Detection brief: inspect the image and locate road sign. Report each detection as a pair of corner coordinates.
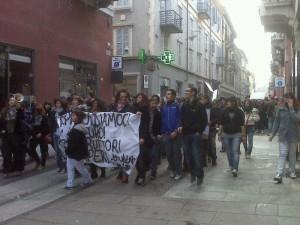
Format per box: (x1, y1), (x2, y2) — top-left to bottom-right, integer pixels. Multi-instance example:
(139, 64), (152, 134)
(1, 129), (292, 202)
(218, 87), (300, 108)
(275, 77), (285, 88)
(112, 56), (123, 70)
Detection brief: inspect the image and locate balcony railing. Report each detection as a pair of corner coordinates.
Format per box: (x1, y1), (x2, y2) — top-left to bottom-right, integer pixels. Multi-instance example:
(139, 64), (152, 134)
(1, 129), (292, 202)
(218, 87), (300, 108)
(197, 1), (210, 20)
(271, 33), (285, 41)
(160, 10), (183, 34)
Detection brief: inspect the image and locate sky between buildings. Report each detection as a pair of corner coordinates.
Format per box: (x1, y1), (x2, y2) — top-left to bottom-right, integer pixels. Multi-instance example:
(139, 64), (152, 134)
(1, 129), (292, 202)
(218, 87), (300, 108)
(221, 0), (271, 92)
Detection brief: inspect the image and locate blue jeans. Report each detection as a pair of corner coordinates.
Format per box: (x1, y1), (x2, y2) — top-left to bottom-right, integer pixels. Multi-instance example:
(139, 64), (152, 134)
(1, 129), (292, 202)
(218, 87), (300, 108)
(182, 134), (204, 178)
(223, 133), (241, 170)
(268, 117), (274, 133)
(243, 126), (255, 155)
(53, 134), (66, 170)
(163, 134), (182, 176)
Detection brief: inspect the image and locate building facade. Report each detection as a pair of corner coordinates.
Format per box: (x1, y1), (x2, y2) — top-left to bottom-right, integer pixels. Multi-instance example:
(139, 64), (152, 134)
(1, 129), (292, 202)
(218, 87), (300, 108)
(259, 0), (297, 97)
(0, 0), (114, 105)
(112, 0), (250, 98)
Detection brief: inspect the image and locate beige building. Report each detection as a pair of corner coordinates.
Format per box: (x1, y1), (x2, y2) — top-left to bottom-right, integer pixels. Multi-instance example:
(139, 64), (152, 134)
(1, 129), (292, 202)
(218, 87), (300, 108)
(111, 0), (251, 98)
(259, 0), (297, 97)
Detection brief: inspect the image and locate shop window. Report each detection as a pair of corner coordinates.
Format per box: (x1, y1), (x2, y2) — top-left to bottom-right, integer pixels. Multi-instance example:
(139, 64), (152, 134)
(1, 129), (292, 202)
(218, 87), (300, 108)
(59, 58), (97, 98)
(0, 45), (33, 105)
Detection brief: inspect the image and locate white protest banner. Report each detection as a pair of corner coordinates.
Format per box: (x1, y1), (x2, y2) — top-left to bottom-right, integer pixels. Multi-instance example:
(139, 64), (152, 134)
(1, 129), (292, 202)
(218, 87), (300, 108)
(57, 112), (141, 175)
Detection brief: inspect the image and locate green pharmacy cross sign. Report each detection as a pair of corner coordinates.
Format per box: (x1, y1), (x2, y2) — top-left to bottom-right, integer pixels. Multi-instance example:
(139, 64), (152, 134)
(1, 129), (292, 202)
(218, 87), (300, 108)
(160, 50), (175, 65)
(138, 49), (175, 65)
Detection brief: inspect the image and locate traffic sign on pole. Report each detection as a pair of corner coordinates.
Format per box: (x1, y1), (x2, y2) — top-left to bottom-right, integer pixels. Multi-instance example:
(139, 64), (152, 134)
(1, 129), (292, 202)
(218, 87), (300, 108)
(275, 77), (285, 88)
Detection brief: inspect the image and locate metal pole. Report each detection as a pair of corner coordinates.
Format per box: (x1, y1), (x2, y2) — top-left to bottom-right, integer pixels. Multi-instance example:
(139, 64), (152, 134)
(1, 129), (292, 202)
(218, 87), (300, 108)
(185, 0), (189, 82)
(208, 0), (212, 82)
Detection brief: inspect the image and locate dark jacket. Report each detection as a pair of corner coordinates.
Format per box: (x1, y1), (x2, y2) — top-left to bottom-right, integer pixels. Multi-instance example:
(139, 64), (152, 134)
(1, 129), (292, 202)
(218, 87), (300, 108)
(132, 103), (154, 148)
(221, 107), (245, 134)
(0, 107), (25, 136)
(65, 123), (89, 160)
(181, 99), (208, 135)
(150, 109), (162, 139)
(31, 114), (50, 138)
(49, 109), (68, 133)
(161, 101), (181, 134)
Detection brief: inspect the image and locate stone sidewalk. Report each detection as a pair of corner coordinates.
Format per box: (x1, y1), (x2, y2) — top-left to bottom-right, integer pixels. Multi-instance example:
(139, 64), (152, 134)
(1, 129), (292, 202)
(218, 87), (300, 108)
(2, 135), (300, 225)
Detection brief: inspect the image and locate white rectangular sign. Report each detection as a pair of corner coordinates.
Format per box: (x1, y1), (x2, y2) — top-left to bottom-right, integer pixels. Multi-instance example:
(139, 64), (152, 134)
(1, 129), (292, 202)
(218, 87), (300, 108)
(112, 56), (123, 70)
(144, 74), (149, 89)
(57, 112), (141, 175)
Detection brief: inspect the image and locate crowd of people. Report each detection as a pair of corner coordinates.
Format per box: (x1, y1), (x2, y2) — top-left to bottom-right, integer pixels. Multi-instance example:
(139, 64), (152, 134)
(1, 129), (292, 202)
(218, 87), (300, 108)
(0, 88), (299, 188)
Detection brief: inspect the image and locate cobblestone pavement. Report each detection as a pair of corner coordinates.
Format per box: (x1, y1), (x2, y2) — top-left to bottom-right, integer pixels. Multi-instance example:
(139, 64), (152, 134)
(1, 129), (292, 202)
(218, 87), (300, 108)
(1, 135), (300, 225)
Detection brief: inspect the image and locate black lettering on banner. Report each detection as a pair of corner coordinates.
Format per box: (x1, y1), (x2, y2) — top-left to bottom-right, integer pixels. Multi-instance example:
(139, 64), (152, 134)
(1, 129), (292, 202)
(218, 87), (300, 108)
(57, 112), (138, 173)
(111, 154), (136, 166)
(88, 126), (105, 139)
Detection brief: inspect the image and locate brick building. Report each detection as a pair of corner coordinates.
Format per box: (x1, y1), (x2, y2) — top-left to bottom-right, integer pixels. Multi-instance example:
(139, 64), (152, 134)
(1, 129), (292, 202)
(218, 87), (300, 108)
(0, 0), (114, 105)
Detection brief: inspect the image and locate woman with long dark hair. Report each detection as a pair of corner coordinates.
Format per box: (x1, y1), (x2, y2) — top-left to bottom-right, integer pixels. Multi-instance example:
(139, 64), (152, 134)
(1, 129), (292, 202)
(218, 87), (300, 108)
(49, 99), (68, 172)
(243, 99), (260, 159)
(89, 99), (107, 179)
(110, 89), (134, 183)
(270, 93), (300, 183)
(133, 93), (153, 185)
(29, 104), (50, 169)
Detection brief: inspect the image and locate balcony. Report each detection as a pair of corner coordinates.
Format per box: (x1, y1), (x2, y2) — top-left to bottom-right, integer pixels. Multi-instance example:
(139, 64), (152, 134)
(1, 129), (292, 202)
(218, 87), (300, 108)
(160, 10), (183, 34)
(79, 0), (116, 9)
(259, 0), (294, 34)
(197, 1), (210, 20)
(216, 57), (225, 66)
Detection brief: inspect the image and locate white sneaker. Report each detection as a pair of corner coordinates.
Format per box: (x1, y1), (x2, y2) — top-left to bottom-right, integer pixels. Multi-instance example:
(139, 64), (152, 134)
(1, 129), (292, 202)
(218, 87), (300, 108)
(174, 174), (182, 181)
(169, 171), (175, 178)
(289, 172), (297, 179)
(232, 169), (238, 177)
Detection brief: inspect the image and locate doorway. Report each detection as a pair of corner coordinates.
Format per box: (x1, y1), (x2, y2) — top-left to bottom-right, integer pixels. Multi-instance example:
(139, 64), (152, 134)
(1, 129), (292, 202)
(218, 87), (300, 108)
(0, 45), (33, 108)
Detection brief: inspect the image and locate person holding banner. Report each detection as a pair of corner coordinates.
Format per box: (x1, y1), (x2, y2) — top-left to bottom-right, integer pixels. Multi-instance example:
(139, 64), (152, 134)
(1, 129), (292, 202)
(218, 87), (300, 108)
(65, 110), (92, 190)
(89, 99), (107, 179)
(161, 89), (182, 181)
(133, 93), (153, 186)
(110, 89), (134, 183)
(49, 99), (68, 173)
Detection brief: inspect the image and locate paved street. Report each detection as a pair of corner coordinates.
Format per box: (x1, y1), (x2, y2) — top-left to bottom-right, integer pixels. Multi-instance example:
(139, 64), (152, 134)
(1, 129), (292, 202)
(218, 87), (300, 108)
(1, 135), (300, 225)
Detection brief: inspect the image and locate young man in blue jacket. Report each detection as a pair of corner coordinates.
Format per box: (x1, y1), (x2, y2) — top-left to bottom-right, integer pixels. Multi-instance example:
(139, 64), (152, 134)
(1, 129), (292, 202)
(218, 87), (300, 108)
(161, 89), (182, 180)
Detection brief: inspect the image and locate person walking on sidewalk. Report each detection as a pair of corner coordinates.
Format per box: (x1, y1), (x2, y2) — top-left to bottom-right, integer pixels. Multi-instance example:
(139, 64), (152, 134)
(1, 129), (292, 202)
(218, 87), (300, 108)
(28, 104), (50, 170)
(200, 95), (219, 166)
(49, 99), (68, 173)
(161, 89), (182, 181)
(243, 99), (260, 159)
(269, 94), (300, 183)
(219, 97), (246, 177)
(65, 110), (92, 189)
(180, 88), (207, 185)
